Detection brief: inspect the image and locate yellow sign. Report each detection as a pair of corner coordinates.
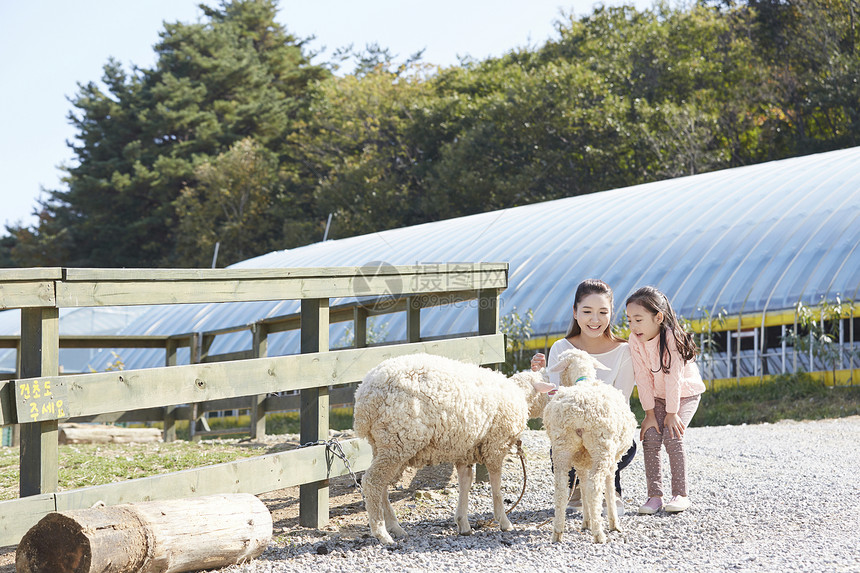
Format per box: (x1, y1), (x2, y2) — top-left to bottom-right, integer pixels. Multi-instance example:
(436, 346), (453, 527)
(15, 380), (66, 422)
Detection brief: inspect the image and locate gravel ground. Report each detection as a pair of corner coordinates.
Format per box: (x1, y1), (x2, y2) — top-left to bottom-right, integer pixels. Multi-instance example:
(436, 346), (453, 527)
(212, 416), (860, 573)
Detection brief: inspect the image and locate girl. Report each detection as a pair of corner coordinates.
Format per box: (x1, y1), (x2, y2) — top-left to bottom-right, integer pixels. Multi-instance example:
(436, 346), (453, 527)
(626, 286), (705, 515)
(531, 279), (637, 514)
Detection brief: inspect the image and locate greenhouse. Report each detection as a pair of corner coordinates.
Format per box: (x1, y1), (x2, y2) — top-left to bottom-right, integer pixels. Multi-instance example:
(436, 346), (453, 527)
(2, 146), (858, 385)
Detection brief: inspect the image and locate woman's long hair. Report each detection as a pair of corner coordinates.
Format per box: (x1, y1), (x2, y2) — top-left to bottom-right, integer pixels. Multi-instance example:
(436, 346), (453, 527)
(564, 279), (625, 342)
(625, 286), (698, 373)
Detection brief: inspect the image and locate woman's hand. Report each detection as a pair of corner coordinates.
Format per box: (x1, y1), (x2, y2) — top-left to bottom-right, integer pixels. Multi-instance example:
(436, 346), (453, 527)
(530, 353), (546, 372)
(663, 412), (686, 439)
(640, 410), (660, 441)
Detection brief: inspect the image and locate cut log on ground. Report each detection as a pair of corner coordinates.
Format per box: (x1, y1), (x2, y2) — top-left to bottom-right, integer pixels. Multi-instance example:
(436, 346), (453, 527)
(16, 493), (272, 573)
(59, 423), (163, 444)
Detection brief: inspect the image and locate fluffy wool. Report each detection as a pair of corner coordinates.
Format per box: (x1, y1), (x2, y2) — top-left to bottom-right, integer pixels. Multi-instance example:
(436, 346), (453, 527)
(354, 352), (552, 544)
(543, 348), (638, 543)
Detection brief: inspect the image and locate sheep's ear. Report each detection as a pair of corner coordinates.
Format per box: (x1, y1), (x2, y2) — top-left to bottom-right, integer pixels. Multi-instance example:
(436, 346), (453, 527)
(593, 359), (610, 371)
(531, 380), (556, 394)
(547, 361), (567, 373)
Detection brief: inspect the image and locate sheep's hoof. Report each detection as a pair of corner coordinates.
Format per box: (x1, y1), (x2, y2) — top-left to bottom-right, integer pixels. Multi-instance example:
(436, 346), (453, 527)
(456, 516), (472, 535)
(374, 532), (395, 545)
(551, 530), (563, 543)
(499, 517), (513, 532)
(389, 524), (407, 538)
(593, 531), (607, 544)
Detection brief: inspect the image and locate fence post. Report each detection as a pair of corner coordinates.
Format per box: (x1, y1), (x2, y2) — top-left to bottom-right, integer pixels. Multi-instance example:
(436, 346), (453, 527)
(478, 288), (501, 359)
(354, 307), (368, 348)
(163, 337), (178, 442)
(18, 307), (60, 497)
(13, 339), (21, 447)
(407, 297), (421, 342)
(300, 298), (330, 529)
(250, 323), (269, 439)
(189, 333), (202, 442)
(475, 288), (500, 483)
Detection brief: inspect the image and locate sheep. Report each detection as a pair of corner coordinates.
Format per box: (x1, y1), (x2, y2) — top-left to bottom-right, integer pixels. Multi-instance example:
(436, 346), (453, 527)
(542, 347), (637, 543)
(353, 352), (554, 544)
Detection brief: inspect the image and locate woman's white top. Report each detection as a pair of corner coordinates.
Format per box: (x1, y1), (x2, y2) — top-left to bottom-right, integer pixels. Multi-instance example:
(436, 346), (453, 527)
(546, 338), (636, 402)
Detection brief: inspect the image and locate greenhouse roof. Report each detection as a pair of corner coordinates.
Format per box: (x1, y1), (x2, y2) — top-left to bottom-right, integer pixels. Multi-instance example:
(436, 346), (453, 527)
(75, 146), (860, 370)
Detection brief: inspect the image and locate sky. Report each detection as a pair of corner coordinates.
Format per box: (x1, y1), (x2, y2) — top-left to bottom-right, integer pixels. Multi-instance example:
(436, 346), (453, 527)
(0, 0), (649, 233)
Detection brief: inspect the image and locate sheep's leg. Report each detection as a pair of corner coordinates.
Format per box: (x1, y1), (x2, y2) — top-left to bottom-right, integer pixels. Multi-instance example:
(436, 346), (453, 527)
(363, 456), (401, 544)
(455, 463), (474, 535)
(383, 475), (407, 538)
(605, 471), (622, 532)
(584, 466), (608, 543)
(487, 462), (512, 532)
(551, 450), (574, 543)
(578, 471), (592, 532)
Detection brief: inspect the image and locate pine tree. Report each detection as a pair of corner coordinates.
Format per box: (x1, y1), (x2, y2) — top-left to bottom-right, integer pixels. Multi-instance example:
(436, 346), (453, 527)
(7, 0), (326, 267)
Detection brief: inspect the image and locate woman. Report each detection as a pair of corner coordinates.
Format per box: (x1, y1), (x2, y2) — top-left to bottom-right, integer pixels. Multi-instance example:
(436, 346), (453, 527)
(531, 279), (637, 513)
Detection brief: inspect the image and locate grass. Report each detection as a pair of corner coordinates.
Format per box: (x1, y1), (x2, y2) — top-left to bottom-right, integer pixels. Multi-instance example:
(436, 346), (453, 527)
(0, 407), (358, 501)
(3, 381), (857, 500)
(154, 407), (357, 440)
(0, 440), (259, 501)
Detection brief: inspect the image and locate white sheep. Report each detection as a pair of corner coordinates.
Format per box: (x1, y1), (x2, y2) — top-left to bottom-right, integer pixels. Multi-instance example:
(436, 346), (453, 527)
(353, 352), (554, 544)
(542, 347), (637, 543)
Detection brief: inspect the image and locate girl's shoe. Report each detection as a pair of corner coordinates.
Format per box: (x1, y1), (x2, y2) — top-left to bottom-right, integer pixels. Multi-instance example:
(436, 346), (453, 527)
(664, 495), (691, 513)
(638, 496), (663, 515)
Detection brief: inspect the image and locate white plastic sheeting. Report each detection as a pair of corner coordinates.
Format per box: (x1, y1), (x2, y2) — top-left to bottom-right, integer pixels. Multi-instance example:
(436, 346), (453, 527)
(25, 146), (860, 371)
(0, 306), (151, 373)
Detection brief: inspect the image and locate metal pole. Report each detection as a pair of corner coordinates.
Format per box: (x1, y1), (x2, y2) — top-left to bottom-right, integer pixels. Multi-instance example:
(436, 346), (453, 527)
(851, 307), (855, 385)
(753, 326), (759, 378)
(322, 213), (333, 242)
(727, 329), (732, 380)
(211, 241), (220, 269)
(839, 316), (845, 372)
(781, 324), (787, 374)
(792, 313), (798, 372)
(736, 318), (742, 384)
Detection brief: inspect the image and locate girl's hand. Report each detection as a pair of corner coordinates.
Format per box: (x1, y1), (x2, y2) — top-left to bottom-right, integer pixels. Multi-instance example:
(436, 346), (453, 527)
(531, 353), (546, 372)
(663, 412), (686, 439)
(640, 411), (660, 441)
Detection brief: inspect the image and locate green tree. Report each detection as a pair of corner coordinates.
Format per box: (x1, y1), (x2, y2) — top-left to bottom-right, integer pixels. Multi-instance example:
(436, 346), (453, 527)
(291, 60), (436, 239)
(0, 234), (17, 268)
(174, 137), (282, 266)
(6, 0), (325, 268)
(5, 0), (859, 266)
(747, 0), (860, 154)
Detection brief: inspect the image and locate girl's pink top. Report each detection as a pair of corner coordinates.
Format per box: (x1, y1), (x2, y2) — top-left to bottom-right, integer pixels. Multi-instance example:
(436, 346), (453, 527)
(628, 329), (706, 414)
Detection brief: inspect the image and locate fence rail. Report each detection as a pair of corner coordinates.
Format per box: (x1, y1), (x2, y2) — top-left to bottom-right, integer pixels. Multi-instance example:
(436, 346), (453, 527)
(0, 263), (508, 546)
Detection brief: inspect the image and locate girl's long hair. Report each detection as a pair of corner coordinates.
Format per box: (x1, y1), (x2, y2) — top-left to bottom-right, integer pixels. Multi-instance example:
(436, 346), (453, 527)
(625, 286), (698, 373)
(564, 279), (625, 342)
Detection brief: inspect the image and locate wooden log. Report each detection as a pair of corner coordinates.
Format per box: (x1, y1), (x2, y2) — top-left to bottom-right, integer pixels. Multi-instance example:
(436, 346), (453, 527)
(59, 423), (163, 444)
(16, 493), (272, 573)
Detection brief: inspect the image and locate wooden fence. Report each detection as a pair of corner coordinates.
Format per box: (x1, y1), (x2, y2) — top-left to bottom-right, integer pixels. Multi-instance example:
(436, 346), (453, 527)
(0, 264), (508, 547)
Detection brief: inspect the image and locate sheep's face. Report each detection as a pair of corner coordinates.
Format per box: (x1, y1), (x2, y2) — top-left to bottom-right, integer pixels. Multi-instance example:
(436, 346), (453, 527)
(549, 348), (609, 386)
